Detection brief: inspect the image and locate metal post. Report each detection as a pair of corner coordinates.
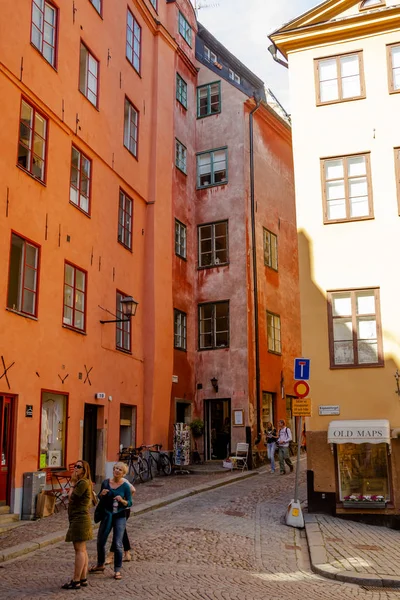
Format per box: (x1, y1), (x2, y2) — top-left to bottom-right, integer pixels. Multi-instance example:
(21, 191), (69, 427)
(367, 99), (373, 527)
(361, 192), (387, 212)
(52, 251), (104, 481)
(294, 416), (302, 503)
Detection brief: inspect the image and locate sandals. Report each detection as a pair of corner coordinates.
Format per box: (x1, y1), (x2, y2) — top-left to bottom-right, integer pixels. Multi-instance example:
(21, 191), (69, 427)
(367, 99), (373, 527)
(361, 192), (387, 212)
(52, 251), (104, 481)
(88, 565), (105, 574)
(80, 578), (88, 587)
(61, 580), (81, 589)
(114, 572), (122, 580)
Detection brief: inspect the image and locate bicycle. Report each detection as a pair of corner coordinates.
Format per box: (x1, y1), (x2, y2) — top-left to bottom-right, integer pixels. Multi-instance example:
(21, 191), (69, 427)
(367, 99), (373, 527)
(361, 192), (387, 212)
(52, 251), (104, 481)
(119, 447), (150, 484)
(141, 444), (172, 478)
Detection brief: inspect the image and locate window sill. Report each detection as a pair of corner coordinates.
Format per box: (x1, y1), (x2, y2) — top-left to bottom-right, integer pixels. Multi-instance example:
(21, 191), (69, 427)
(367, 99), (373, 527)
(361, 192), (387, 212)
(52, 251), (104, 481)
(69, 201), (91, 218)
(268, 350), (282, 356)
(116, 347), (132, 355)
(323, 215), (374, 225)
(174, 346), (187, 352)
(126, 57), (141, 78)
(123, 144), (139, 162)
(196, 181), (228, 191)
(330, 362), (384, 369)
(198, 346), (229, 351)
(175, 253), (187, 261)
(198, 262), (229, 270)
(6, 307), (38, 321)
(79, 90), (99, 111)
(118, 240), (133, 253)
(177, 100), (188, 111)
(176, 166), (187, 176)
(62, 324), (87, 336)
(264, 264), (278, 272)
(316, 95), (366, 107)
(197, 111), (221, 119)
(17, 164), (46, 186)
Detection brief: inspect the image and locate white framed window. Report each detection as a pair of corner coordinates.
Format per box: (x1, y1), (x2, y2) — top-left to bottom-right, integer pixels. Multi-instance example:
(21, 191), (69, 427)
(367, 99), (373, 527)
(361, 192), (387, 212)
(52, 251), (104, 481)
(126, 9), (141, 73)
(63, 262), (86, 332)
(7, 233), (39, 317)
(118, 189), (133, 250)
(175, 220), (187, 259)
(315, 52), (364, 104)
(40, 392), (67, 468)
(263, 229), (278, 270)
(124, 98), (139, 157)
(90, 0), (102, 14)
(174, 309), (187, 350)
(70, 146), (91, 214)
(175, 139), (187, 174)
(228, 69), (240, 84)
(116, 291), (131, 352)
(18, 99), (48, 182)
(204, 45), (217, 63)
(31, 0), (57, 67)
(79, 42), (99, 107)
(267, 312), (281, 354)
(178, 11), (192, 47)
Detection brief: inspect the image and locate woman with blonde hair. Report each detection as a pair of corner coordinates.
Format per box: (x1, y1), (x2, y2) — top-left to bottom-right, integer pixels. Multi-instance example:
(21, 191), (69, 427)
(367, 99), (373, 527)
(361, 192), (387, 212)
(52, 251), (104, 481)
(89, 461), (132, 580)
(62, 459), (93, 590)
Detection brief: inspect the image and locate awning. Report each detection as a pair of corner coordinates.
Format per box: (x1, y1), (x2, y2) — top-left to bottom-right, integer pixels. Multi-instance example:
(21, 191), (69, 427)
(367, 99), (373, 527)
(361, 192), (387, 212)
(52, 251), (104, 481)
(327, 420), (390, 445)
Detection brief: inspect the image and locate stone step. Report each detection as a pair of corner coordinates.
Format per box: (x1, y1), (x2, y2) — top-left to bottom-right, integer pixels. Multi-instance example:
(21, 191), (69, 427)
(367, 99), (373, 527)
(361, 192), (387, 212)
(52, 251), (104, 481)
(0, 513), (19, 525)
(0, 521), (22, 534)
(0, 505), (11, 515)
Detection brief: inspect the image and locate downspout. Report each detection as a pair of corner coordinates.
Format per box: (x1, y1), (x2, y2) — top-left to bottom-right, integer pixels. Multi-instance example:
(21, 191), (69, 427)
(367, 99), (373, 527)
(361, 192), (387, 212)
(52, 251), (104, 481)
(249, 99), (262, 445)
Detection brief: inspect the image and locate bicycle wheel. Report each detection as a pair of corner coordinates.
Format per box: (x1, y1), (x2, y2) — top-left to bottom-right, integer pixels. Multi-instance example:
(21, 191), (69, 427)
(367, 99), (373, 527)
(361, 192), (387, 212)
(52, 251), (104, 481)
(138, 457), (150, 482)
(160, 454), (172, 475)
(127, 461), (137, 484)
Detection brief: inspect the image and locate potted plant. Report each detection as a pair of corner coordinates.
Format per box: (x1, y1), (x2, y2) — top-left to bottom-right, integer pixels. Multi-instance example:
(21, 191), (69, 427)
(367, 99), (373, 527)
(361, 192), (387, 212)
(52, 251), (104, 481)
(342, 494), (386, 508)
(189, 419), (204, 464)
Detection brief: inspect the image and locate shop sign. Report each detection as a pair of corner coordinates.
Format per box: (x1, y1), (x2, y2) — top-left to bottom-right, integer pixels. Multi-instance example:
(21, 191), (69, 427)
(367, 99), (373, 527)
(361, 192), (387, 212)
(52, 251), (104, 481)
(319, 405), (340, 416)
(327, 420), (390, 444)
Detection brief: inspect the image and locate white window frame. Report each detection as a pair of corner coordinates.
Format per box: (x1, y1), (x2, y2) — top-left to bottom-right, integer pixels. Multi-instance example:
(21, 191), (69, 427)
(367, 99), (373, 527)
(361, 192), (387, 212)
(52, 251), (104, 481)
(175, 220), (187, 259)
(79, 42), (99, 107)
(124, 98), (139, 157)
(31, 0), (57, 67)
(174, 309), (187, 350)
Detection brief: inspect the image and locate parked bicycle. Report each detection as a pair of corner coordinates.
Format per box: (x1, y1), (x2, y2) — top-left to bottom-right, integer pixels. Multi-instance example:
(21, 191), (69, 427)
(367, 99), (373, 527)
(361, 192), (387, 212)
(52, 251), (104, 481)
(119, 447), (150, 483)
(141, 444), (172, 478)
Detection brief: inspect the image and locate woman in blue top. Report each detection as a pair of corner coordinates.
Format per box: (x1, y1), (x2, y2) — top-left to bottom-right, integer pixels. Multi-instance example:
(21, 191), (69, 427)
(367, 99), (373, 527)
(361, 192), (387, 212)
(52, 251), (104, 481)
(89, 462), (132, 580)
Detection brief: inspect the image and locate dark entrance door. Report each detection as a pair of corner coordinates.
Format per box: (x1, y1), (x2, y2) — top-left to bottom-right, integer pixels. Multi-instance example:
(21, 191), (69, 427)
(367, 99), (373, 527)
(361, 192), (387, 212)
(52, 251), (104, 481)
(0, 396), (14, 505)
(204, 399), (231, 461)
(83, 404), (97, 481)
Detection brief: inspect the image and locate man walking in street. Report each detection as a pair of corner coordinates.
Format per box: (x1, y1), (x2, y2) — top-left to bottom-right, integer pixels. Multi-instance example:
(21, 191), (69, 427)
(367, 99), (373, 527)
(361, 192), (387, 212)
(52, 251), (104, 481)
(277, 419), (294, 475)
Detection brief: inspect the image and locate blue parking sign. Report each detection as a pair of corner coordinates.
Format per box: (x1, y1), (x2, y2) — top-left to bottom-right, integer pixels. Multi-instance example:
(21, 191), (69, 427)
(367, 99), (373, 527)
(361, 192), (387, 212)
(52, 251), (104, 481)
(294, 358), (310, 381)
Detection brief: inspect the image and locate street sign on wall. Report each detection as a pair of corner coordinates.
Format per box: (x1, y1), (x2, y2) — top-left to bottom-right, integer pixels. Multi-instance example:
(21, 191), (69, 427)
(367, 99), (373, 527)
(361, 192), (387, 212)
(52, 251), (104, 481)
(294, 358), (310, 381)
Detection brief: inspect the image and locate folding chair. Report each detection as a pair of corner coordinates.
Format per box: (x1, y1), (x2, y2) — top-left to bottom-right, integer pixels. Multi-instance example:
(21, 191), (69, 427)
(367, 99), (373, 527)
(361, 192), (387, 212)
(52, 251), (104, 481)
(45, 469), (66, 511)
(229, 443), (249, 471)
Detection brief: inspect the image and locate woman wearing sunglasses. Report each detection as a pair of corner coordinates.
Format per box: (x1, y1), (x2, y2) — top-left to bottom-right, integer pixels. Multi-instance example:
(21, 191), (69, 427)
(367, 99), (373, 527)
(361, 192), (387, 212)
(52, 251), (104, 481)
(62, 460), (93, 590)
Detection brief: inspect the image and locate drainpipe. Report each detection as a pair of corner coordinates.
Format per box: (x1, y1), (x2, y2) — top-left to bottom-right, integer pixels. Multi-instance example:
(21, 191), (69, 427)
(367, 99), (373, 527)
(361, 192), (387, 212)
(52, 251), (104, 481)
(249, 99), (262, 445)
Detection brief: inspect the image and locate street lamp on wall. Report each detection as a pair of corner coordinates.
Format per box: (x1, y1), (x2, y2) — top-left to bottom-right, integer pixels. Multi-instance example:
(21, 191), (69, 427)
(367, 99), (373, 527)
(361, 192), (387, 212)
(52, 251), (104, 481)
(100, 296), (138, 324)
(211, 377), (218, 392)
(395, 370), (400, 396)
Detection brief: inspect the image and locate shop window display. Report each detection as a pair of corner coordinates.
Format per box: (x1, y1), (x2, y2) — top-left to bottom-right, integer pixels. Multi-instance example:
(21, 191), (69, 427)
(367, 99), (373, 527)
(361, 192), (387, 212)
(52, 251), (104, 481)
(40, 392), (67, 468)
(337, 442), (390, 501)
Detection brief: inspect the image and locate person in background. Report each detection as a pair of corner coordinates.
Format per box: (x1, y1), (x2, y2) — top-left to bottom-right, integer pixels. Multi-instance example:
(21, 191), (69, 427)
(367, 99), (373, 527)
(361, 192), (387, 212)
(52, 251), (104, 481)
(264, 421), (278, 473)
(89, 462), (132, 580)
(277, 419), (294, 475)
(62, 460), (93, 590)
(105, 479), (136, 564)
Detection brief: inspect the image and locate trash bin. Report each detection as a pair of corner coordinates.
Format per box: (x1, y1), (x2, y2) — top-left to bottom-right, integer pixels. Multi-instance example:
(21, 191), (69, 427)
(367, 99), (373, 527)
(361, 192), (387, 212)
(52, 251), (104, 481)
(22, 471), (46, 520)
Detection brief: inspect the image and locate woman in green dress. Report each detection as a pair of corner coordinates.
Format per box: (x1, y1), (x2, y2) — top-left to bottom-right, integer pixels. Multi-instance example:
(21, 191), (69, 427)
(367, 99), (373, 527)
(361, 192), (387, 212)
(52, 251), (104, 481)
(62, 459), (93, 590)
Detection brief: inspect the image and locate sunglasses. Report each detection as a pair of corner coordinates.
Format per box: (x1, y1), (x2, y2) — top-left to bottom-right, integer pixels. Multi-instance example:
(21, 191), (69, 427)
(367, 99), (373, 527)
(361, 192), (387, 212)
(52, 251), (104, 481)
(74, 464), (84, 470)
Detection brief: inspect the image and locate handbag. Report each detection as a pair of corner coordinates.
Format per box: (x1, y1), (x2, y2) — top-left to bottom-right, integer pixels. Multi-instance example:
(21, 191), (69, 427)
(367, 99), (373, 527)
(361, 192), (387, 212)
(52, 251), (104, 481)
(94, 499), (105, 523)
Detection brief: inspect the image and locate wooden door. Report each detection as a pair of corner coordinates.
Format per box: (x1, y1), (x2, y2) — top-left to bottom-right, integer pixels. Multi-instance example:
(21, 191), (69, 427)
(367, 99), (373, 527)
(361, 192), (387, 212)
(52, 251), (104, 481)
(0, 396), (13, 504)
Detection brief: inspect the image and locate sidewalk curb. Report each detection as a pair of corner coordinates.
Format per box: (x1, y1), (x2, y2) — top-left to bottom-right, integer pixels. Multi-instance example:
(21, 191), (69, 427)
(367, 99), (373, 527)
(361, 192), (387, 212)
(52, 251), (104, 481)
(305, 520), (400, 588)
(0, 469), (257, 564)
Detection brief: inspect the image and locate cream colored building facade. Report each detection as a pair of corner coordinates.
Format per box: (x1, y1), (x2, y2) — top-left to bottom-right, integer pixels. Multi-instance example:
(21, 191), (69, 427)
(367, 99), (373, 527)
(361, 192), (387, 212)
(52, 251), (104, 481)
(272, 0), (400, 519)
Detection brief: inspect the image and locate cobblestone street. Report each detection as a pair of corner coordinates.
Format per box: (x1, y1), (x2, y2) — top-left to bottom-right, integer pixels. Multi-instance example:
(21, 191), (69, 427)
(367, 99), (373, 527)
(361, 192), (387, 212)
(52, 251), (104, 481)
(0, 461), (398, 599)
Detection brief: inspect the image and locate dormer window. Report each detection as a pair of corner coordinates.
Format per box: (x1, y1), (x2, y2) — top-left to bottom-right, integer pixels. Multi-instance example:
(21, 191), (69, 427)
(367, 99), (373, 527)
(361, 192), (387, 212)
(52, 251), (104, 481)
(228, 69), (240, 84)
(359, 0), (385, 10)
(204, 45), (217, 63)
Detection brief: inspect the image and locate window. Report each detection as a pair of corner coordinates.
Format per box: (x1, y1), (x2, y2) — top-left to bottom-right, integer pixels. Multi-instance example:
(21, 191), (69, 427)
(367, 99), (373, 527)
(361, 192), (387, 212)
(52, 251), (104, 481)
(79, 43), (99, 107)
(228, 69), (240, 84)
(31, 0), (57, 67)
(204, 45), (217, 63)
(395, 148), (400, 213)
(124, 98), (138, 158)
(40, 392), (67, 468)
(90, 0), (102, 14)
(321, 153), (372, 223)
(149, 0), (157, 9)
(199, 301), (229, 349)
(70, 146), (91, 214)
(174, 309), (187, 350)
(337, 443), (389, 501)
(197, 82), (221, 118)
(176, 74), (187, 108)
(262, 392), (274, 433)
(18, 99), (48, 182)
(7, 233), (39, 317)
(198, 221), (228, 267)
(360, 0), (385, 9)
(197, 148), (228, 188)
(328, 289), (383, 368)
(175, 219), (186, 259)
(63, 262), (86, 331)
(387, 43), (400, 93)
(263, 229), (278, 270)
(178, 11), (192, 47)
(116, 291), (131, 352)
(315, 52), (365, 104)
(126, 9), (141, 73)
(118, 190), (133, 250)
(267, 312), (281, 354)
(175, 139), (187, 174)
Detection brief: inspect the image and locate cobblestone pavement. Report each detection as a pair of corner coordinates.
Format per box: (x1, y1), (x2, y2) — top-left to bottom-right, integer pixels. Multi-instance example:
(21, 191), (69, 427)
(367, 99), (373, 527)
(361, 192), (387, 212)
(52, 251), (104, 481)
(1, 459), (399, 599)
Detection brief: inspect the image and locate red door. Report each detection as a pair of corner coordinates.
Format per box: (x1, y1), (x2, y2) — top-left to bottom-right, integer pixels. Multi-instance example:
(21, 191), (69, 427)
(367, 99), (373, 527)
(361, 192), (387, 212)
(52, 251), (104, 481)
(0, 397), (13, 505)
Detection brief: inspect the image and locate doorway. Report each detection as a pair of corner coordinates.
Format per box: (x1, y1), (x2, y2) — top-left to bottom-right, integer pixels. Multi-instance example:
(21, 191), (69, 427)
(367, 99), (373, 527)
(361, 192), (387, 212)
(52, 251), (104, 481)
(176, 401), (191, 425)
(0, 396), (14, 505)
(83, 404), (98, 481)
(204, 399), (231, 460)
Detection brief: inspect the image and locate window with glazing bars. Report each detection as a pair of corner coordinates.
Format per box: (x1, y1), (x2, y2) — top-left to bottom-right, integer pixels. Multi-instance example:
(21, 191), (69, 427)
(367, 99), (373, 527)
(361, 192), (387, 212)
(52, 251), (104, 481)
(124, 98), (138, 157)
(31, 0), (57, 67)
(174, 309), (187, 350)
(328, 289), (383, 367)
(197, 148), (227, 188)
(70, 146), (91, 214)
(198, 221), (228, 267)
(197, 82), (221, 118)
(118, 190), (133, 250)
(116, 291), (131, 352)
(267, 312), (281, 354)
(175, 220), (186, 258)
(126, 9), (141, 73)
(263, 229), (278, 270)
(176, 74), (188, 108)
(63, 263), (86, 331)
(315, 52), (364, 104)
(149, 0), (157, 9)
(178, 11), (192, 46)
(388, 43), (400, 93)
(18, 99), (47, 182)
(199, 302), (229, 349)
(79, 43), (99, 107)
(7, 233), (39, 317)
(175, 139), (187, 174)
(90, 0), (101, 14)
